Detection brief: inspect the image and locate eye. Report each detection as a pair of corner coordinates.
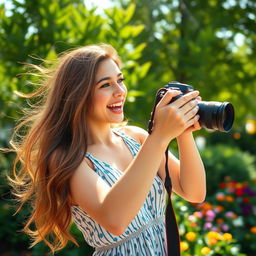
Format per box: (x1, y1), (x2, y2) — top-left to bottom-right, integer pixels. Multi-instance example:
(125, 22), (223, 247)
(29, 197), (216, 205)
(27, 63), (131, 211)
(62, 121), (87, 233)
(100, 83), (111, 88)
(117, 78), (125, 84)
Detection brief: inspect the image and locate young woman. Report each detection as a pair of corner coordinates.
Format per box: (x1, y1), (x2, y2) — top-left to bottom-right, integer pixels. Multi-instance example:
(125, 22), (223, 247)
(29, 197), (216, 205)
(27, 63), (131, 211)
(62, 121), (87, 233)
(9, 44), (206, 255)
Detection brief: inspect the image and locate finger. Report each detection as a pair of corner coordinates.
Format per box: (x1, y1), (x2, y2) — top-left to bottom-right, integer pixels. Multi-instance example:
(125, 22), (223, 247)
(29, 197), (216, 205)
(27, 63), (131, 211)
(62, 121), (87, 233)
(196, 96), (202, 101)
(157, 89), (182, 108)
(194, 120), (201, 130)
(183, 117), (201, 133)
(190, 119), (201, 131)
(173, 90), (199, 108)
(180, 99), (198, 115)
(185, 114), (200, 129)
(184, 104), (199, 120)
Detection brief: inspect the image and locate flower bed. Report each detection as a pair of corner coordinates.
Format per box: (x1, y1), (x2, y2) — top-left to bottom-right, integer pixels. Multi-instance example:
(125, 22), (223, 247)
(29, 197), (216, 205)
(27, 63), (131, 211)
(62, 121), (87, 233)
(174, 177), (256, 255)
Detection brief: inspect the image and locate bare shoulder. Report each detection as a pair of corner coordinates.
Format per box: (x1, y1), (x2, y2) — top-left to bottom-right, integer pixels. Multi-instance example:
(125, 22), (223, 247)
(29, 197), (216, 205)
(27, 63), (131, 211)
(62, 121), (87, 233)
(119, 125), (148, 145)
(69, 158), (111, 207)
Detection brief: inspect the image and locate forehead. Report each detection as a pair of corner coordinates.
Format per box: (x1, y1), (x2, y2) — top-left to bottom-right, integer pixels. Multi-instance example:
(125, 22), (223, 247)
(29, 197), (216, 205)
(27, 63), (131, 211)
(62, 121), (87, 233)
(96, 58), (121, 80)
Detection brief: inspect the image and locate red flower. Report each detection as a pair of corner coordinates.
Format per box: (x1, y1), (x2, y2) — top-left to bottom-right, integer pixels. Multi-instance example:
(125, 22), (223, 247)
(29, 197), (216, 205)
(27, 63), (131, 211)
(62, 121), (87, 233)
(243, 197), (250, 203)
(235, 188), (244, 197)
(220, 183), (227, 189)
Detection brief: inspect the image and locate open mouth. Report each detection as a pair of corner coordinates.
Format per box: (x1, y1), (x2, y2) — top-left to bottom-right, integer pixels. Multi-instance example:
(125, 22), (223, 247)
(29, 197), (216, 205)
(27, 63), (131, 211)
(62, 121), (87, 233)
(107, 101), (123, 113)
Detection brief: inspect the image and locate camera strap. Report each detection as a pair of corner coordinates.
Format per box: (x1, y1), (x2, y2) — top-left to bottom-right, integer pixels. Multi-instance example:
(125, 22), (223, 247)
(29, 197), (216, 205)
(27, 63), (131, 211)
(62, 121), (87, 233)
(148, 95), (180, 256)
(164, 148), (180, 256)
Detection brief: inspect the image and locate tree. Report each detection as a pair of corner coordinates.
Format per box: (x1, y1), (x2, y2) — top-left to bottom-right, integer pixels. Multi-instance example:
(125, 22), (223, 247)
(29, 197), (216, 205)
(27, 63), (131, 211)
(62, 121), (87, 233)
(112, 0), (256, 128)
(0, 1), (149, 254)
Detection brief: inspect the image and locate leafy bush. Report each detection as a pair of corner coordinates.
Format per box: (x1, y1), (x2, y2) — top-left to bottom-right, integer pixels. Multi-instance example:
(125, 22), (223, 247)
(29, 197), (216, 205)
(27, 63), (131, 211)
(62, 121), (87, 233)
(200, 144), (256, 194)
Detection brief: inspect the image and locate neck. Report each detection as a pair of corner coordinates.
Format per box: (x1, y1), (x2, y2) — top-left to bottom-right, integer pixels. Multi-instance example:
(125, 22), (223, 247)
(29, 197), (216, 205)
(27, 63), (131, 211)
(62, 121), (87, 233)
(86, 121), (116, 146)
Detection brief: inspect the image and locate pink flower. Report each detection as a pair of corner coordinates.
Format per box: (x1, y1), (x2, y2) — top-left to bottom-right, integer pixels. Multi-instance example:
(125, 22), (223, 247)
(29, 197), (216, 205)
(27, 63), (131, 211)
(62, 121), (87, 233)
(221, 224), (229, 231)
(225, 211), (235, 218)
(206, 216), (215, 222)
(206, 210), (216, 218)
(204, 222), (213, 229)
(194, 211), (203, 218)
(188, 215), (196, 222)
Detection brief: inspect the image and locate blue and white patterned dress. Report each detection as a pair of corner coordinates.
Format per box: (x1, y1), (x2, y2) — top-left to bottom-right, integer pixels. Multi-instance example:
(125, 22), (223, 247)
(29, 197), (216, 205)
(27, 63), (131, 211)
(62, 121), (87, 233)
(71, 129), (167, 255)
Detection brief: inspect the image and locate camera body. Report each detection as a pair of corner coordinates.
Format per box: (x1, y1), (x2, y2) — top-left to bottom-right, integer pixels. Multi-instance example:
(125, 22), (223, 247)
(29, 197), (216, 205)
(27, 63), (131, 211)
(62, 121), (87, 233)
(153, 82), (234, 132)
(155, 82), (193, 103)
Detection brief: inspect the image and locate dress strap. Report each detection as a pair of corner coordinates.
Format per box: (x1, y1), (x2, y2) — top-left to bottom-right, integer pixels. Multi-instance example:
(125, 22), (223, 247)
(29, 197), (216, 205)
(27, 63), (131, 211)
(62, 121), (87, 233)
(85, 152), (95, 162)
(84, 129), (141, 171)
(85, 152), (104, 171)
(113, 129), (141, 157)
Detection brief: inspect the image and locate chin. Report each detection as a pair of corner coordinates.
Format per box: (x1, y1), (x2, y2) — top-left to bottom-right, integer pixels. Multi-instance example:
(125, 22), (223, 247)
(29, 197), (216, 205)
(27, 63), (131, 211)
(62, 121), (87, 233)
(111, 115), (124, 123)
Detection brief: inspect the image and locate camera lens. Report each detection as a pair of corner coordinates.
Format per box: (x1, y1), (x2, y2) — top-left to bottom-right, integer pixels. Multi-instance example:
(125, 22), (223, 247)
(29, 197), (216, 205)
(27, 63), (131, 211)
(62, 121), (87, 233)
(198, 101), (234, 132)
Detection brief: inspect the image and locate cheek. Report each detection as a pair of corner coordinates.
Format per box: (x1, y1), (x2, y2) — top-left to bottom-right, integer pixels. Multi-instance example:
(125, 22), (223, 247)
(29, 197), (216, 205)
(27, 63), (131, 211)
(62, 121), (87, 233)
(99, 92), (110, 102)
(93, 92), (110, 109)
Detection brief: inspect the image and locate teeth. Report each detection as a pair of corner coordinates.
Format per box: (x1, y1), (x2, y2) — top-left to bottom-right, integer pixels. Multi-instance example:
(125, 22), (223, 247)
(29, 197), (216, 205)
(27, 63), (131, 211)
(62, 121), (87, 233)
(108, 102), (122, 107)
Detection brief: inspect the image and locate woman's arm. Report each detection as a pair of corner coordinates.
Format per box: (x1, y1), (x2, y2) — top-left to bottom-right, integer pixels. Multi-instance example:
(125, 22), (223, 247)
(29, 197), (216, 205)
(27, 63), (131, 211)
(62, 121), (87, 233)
(159, 133), (206, 203)
(70, 131), (167, 236)
(158, 97), (206, 203)
(128, 126), (206, 203)
(176, 132), (206, 202)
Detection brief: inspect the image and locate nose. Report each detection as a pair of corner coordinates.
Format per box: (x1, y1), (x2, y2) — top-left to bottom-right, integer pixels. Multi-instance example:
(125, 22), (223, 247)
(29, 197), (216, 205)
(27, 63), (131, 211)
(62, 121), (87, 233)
(113, 83), (126, 97)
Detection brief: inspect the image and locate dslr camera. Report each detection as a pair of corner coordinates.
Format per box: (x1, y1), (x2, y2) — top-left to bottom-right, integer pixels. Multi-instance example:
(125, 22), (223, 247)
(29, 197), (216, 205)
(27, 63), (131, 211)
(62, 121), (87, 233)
(149, 82), (234, 133)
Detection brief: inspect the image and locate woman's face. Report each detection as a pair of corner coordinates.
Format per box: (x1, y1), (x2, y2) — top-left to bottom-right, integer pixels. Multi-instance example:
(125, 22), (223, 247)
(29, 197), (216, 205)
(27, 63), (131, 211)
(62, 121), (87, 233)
(88, 58), (127, 125)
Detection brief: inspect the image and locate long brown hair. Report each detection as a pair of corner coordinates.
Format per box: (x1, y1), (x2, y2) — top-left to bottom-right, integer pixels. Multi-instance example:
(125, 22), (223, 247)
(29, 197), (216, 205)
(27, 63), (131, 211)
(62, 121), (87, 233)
(9, 44), (121, 253)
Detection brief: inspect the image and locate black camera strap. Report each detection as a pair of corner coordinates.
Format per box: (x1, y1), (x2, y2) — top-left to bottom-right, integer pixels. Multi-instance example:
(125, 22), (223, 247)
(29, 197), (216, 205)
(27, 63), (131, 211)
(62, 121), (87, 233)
(148, 92), (180, 256)
(164, 149), (180, 256)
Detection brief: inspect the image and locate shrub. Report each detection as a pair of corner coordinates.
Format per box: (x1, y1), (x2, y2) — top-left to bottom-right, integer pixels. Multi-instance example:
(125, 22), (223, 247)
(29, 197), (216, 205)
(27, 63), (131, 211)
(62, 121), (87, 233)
(200, 144), (256, 194)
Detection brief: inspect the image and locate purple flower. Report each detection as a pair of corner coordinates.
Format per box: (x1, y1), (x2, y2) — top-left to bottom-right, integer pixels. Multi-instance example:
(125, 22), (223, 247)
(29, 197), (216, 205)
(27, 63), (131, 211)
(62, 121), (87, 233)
(243, 187), (256, 196)
(204, 222), (213, 229)
(206, 216), (215, 222)
(206, 210), (216, 218)
(241, 204), (252, 216)
(225, 211), (235, 218)
(221, 224), (229, 231)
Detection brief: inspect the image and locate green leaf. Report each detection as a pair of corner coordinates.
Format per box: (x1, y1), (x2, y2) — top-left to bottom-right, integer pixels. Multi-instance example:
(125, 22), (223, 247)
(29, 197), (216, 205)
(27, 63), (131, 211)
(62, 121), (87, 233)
(131, 25), (145, 37)
(45, 48), (57, 60)
(127, 90), (145, 97)
(119, 25), (130, 39)
(138, 62), (151, 78)
(124, 3), (135, 24)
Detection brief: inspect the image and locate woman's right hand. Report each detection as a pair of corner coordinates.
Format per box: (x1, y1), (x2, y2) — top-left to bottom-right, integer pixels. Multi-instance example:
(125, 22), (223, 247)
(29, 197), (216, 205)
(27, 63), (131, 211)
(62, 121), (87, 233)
(152, 89), (200, 144)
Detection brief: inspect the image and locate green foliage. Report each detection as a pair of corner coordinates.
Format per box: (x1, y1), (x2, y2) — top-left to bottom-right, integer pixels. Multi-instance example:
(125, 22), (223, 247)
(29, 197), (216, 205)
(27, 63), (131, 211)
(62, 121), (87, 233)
(1, 0), (256, 255)
(0, 0), (150, 255)
(201, 144), (256, 194)
(207, 129), (256, 155)
(117, 0), (256, 127)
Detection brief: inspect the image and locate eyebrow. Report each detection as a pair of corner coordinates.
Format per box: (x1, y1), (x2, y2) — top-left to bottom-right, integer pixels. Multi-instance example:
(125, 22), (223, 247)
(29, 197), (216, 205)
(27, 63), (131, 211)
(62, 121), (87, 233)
(96, 72), (123, 85)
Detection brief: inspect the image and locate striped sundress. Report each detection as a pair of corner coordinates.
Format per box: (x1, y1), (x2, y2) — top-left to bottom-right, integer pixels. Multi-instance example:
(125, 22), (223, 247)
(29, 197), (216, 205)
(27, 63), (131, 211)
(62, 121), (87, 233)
(71, 129), (167, 255)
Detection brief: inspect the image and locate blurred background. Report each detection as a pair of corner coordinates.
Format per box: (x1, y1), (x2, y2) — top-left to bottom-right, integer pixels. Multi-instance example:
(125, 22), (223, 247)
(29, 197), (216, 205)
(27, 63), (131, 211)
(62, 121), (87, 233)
(0, 0), (256, 255)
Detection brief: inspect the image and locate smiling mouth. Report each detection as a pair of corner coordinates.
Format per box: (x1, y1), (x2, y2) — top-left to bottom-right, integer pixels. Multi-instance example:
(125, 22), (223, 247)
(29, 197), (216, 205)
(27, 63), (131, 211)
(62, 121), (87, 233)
(107, 102), (123, 112)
